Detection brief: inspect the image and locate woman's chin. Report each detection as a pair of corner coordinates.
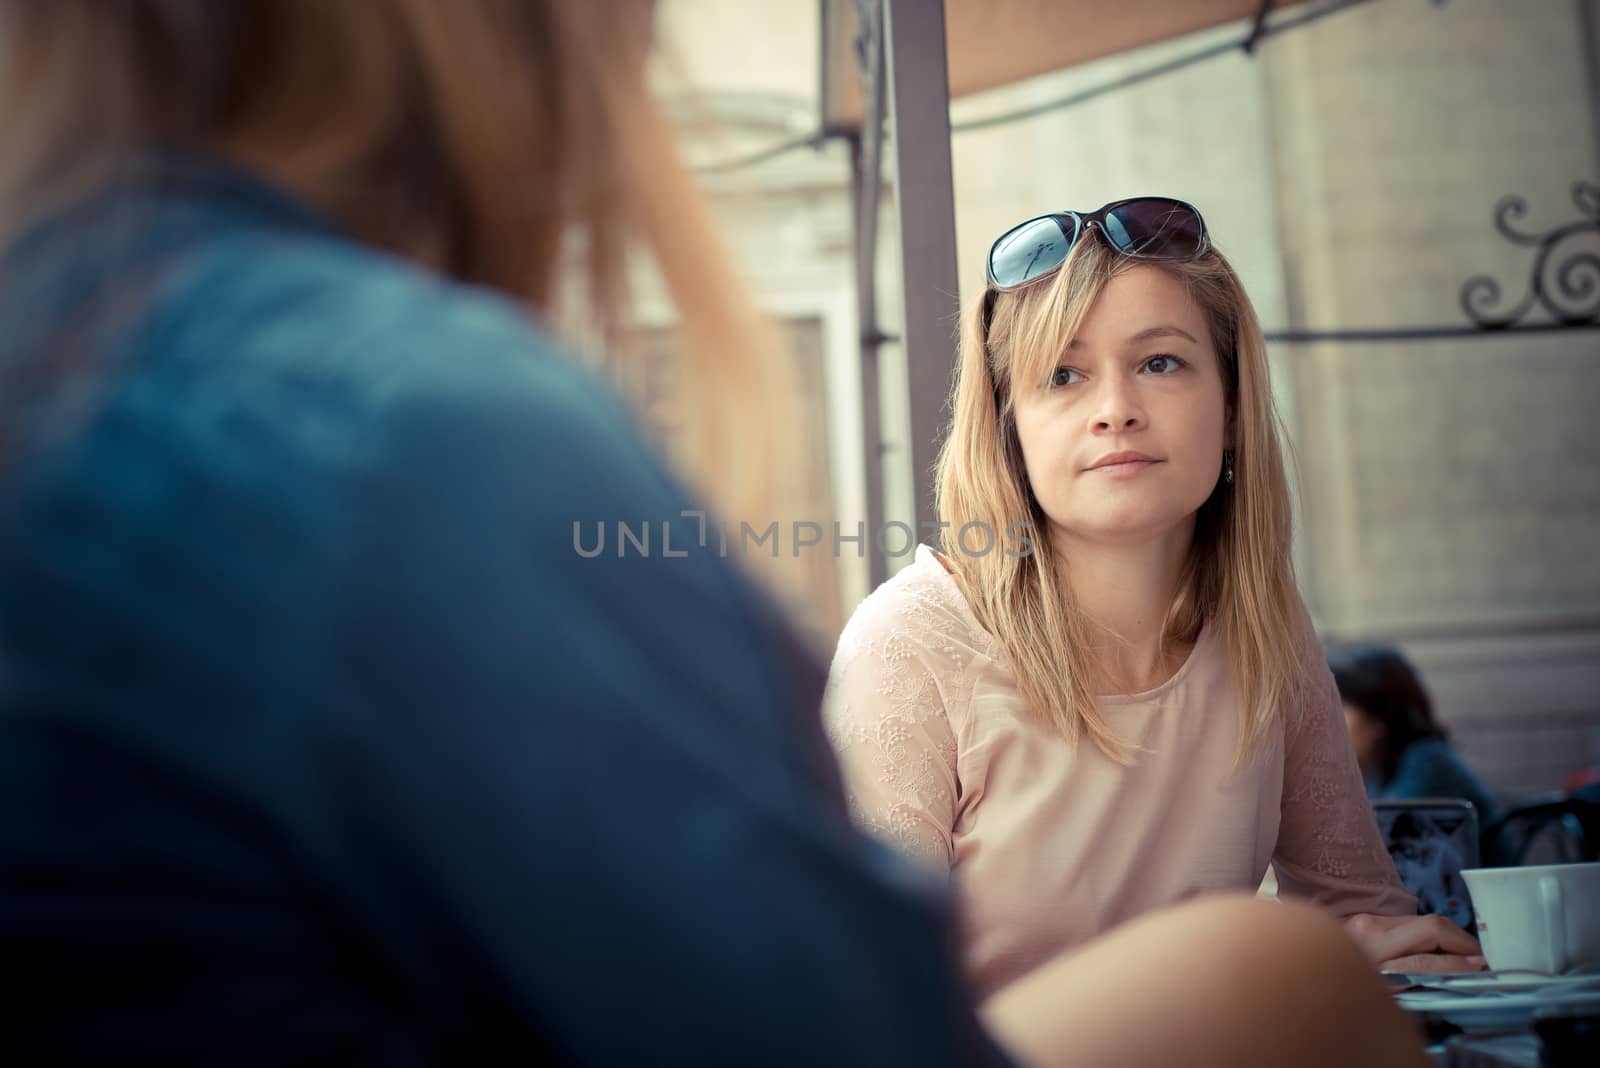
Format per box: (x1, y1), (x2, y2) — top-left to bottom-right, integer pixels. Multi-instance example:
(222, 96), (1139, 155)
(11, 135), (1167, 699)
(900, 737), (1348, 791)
(1054, 511), (1195, 548)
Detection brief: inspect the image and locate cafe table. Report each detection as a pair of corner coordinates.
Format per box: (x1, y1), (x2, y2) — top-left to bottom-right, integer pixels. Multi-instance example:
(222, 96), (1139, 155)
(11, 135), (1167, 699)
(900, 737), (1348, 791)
(1386, 970), (1600, 1066)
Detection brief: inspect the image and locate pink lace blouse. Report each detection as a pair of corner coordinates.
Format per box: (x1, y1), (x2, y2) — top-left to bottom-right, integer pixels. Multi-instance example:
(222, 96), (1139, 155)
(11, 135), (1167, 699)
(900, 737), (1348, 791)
(823, 545), (1415, 1000)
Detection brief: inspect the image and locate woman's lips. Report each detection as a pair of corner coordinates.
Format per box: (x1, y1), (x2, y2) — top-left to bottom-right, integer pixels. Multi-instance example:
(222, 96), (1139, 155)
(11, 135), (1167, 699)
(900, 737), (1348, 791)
(1088, 459), (1160, 479)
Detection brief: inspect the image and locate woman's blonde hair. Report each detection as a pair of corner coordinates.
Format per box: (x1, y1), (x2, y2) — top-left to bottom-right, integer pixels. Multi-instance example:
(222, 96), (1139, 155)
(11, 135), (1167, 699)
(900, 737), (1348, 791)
(936, 236), (1311, 768)
(0, 0), (781, 522)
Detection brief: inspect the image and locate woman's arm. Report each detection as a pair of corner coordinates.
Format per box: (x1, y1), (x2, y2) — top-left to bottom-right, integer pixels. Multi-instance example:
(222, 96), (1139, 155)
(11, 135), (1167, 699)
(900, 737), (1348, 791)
(1272, 645), (1415, 917)
(822, 581), (966, 871)
(1272, 626), (1481, 971)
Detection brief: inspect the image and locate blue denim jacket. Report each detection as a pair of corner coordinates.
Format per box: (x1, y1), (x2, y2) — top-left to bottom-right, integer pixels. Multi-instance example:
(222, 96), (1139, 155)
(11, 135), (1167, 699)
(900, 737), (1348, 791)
(0, 160), (1001, 1065)
(1374, 738), (1504, 829)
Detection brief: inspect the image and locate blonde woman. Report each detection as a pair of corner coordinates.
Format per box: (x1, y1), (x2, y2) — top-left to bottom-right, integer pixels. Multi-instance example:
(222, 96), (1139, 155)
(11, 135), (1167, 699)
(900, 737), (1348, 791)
(827, 199), (1484, 1000)
(0, 4), (1430, 1062)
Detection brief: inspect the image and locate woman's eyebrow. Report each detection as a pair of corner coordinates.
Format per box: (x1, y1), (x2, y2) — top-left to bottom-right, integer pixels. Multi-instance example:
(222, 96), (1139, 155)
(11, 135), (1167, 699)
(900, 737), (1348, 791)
(1067, 324), (1199, 349)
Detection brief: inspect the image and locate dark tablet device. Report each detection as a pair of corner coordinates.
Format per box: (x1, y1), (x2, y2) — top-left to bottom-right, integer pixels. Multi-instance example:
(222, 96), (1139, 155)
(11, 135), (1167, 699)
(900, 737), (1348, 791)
(1373, 798), (1480, 930)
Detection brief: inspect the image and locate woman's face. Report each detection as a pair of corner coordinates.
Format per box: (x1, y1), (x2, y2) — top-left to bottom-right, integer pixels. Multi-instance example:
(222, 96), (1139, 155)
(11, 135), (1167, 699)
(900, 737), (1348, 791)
(1344, 701), (1386, 775)
(1012, 265), (1228, 549)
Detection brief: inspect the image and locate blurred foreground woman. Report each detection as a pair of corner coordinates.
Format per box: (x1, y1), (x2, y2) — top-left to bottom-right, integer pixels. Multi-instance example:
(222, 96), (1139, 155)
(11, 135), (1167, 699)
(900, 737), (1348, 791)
(0, 3), (1427, 1065)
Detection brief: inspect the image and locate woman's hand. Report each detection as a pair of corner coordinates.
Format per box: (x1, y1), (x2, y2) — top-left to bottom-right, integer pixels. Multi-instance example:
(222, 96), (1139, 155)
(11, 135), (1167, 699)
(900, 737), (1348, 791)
(1343, 913), (1486, 973)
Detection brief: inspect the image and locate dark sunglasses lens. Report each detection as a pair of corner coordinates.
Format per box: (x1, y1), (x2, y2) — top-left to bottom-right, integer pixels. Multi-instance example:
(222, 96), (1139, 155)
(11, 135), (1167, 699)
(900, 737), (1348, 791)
(990, 216), (1076, 287)
(1101, 200), (1204, 258)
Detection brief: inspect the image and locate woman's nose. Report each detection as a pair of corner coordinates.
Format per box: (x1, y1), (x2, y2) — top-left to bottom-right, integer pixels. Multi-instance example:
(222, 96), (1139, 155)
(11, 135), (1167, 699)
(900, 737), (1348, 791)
(1089, 376), (1146, 433)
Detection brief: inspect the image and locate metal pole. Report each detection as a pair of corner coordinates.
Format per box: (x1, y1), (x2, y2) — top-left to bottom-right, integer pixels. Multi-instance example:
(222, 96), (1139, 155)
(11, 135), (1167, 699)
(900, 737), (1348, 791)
(1580, 0), (1600, 179)
(850, 0), (890, 588)
(883, 0), (961, 542)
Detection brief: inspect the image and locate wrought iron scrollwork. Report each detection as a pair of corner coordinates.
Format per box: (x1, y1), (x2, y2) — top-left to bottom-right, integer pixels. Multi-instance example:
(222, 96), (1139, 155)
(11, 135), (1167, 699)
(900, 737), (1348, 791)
(1460, 181), (1600, 330)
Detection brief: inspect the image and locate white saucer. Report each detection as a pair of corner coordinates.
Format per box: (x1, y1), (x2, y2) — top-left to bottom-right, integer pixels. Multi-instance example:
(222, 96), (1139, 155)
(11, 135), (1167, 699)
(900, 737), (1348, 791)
(1396, 982), (1600, 1035)
(1431, 972), (1600, 995)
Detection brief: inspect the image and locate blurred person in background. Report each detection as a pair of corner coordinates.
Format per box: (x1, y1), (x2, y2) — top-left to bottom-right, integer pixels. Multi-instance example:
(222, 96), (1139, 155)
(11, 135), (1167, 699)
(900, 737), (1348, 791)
(0, 3), (1432, 1065)
(826, 201), (1484, 994)
(1329, 644), (1503, 827)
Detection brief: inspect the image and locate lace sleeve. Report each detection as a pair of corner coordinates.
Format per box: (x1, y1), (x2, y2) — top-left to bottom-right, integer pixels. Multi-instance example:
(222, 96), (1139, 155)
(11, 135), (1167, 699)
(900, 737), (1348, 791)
(821, 584), (966, 871)
(1272, 626), (1417, 917)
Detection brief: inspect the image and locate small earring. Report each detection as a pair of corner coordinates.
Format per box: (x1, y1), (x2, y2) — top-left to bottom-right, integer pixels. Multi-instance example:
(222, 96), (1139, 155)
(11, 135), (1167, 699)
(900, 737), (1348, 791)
(1224, 449), (1235, 485)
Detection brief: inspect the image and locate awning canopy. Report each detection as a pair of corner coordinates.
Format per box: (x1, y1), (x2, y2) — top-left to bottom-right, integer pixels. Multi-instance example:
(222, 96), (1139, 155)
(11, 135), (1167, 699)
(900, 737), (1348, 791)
(822, 0), (1314, 128)
(826, 0), (1320, 584)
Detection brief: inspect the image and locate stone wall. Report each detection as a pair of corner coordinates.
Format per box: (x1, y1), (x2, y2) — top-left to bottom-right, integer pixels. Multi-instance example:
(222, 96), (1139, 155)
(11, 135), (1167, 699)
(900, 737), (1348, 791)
(657, 0), (1600, 801)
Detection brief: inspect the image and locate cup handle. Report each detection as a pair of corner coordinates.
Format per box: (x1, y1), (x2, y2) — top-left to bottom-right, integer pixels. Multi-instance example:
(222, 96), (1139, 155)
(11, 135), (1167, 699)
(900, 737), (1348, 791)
(1537, 875), (1566, 974)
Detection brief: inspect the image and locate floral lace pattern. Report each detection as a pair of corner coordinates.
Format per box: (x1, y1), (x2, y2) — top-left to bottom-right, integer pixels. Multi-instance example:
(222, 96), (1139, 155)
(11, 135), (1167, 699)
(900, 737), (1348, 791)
(823, 552), (988, 868)
(824, 550), (1414, 925)
(1273, 633), (1414, 913)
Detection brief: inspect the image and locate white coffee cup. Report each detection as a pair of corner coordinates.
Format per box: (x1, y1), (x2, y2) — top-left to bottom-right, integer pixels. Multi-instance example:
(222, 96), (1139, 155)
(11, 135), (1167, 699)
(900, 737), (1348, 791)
(1460, 862), (1600, 973)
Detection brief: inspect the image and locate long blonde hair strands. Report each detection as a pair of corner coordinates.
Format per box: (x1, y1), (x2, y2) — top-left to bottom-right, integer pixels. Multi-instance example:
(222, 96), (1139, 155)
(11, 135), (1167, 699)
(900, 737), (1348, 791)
(935, 239), (1313, 770)
(0, 0), (783, 525)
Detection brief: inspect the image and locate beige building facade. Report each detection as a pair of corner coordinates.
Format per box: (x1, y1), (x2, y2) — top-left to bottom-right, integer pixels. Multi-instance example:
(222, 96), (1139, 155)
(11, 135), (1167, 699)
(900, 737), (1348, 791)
(654, 0), (1600, 801)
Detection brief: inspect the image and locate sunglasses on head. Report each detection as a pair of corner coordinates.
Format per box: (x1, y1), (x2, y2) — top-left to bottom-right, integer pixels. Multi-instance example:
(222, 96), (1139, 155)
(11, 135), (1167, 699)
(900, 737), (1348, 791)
(985, 197), (1209, 292)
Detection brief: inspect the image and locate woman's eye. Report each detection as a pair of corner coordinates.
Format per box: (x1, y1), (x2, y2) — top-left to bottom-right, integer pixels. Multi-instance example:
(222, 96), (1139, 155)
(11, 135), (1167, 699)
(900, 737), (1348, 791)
(1143, 354), (1184, 375)
(1049, 367), (1083, 388)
